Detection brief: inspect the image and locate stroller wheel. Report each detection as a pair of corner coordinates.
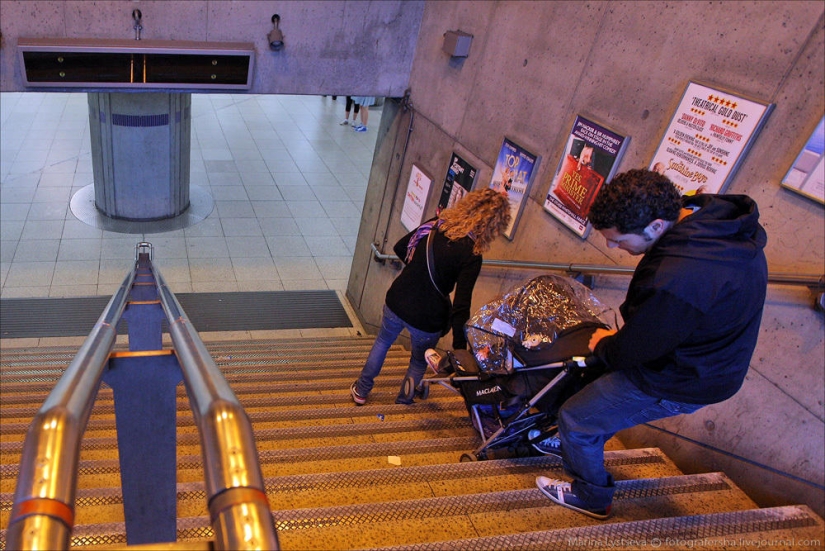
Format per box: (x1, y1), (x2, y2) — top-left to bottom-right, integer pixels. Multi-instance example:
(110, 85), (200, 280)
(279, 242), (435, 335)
(459, 452), (478, 462)
(418, 382), (430, 400)
(400, 376), (416, 403)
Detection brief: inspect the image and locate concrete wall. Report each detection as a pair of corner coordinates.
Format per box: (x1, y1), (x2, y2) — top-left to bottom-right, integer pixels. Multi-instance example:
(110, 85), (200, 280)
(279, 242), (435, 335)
(0, 0), (424, 96)
(348, 1), (825, 516)
(1, 0), (822, 518)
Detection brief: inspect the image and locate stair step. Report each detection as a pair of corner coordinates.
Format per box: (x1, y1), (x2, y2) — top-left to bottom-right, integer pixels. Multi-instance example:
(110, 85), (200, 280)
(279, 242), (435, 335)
(267, 473), (758, 549)
(0, 366), (421, 410)
(0, 358), (412, 395)
(0, 399), (468, 439)
(0, 390), (461, 424)
(369, 505), (825, 551)
(7, 505), (822, 551)
(2, 437), (482, 493)
(0, 337), (389, 369)
(0, 449), (684, 527)
(1, 419), (479, 468)
(2, 335), (822, 549)
(7, 473), (776, 550)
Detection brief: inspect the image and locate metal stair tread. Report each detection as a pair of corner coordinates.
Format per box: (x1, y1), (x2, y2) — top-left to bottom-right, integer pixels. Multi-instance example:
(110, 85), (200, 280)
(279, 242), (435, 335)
(0, 417), (477, 457)
(3, 333), (823, 549)
(367, 505), (825, 551)
(8, 474), (792, 550)
(0, 383), (463, 418)
(0, 448), (681, 510)
(0, 399), (469, 438)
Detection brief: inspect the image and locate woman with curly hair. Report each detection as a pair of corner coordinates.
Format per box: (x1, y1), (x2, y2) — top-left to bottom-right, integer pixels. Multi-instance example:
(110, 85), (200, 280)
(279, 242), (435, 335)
(352, 188), (511, 405)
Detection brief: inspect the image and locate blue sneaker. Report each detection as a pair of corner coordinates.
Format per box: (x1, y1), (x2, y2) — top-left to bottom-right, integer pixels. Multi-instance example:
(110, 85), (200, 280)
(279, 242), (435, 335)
(528, 429), (562, 457)
(536, 476), (612, 520)
(354, 125), (367, 132)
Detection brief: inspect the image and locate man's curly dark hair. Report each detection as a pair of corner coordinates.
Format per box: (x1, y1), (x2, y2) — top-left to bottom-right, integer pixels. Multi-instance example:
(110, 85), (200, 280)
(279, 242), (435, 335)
(588, 169), (682, 234)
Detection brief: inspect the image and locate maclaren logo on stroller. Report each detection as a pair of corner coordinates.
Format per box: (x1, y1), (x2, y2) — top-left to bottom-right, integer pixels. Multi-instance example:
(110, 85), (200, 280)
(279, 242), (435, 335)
(476, 385), (502, 397)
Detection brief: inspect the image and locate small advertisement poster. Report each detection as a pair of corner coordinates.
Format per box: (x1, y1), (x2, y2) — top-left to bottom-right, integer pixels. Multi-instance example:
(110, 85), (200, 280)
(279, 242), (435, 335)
(488, 138), (540, 240)
(436, 153), (477, 214)
(401, 164), (432, 232)
(543, 116), (630, 238)
(649, 81), (773, 195)
(781, 115), (824, 205)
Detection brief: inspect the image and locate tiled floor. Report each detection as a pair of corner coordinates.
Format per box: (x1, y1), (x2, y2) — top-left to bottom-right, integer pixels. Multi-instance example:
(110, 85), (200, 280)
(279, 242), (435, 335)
(0, 93), (381, 298)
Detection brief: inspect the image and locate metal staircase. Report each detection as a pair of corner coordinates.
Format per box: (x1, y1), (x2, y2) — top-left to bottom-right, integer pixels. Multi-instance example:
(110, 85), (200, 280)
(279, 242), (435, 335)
(1, 335), (823, 550)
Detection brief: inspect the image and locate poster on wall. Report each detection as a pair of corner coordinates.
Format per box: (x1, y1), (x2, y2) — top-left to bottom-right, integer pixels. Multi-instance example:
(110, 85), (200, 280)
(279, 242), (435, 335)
(488, 138), (540, 240)
(543, 115), (630, 238)
(400, 164), (433, 231)
(649, 81), (773, 195)
(781, 116), (824, 205)
(436, 153), (477, 214)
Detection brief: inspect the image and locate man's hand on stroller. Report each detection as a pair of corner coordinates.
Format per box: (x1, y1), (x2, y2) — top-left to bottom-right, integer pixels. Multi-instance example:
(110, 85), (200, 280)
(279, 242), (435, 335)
(588, 328), (616, 352)
(559, 327), (616, 370)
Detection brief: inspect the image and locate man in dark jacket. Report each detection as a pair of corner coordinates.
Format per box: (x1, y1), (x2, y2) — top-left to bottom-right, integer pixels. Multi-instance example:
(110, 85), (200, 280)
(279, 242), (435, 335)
(536, 169), (768, 519)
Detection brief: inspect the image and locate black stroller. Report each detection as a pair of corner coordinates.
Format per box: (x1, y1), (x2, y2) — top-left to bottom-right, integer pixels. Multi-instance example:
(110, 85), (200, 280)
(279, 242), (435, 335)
(413, 275), (614, 462)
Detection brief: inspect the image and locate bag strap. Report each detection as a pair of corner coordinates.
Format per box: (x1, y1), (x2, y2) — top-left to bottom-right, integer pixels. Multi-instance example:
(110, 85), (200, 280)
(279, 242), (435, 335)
(426, 229), (449, 299)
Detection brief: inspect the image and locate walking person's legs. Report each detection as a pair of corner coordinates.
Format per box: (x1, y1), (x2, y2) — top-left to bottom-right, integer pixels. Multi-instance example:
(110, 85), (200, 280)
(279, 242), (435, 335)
(341, 96), (359, 125)
(352, 305), (404, 404)
(395, 324), (441, 404)
(354, 100), (369, 132)
(537, 370), (703, 518)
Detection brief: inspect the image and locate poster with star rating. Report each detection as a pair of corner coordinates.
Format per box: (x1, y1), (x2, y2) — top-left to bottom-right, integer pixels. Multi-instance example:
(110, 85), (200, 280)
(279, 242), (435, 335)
(649, 81), (773, 195)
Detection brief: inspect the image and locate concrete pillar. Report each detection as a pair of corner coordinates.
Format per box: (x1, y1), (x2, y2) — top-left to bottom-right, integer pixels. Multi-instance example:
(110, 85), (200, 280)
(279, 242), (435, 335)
(87, 92), (191, 221)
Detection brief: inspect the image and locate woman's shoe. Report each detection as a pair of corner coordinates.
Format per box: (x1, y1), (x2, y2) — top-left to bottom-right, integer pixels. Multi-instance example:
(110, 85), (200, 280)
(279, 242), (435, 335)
(350, 381), (367, 405)
(425, 349), (442, 374)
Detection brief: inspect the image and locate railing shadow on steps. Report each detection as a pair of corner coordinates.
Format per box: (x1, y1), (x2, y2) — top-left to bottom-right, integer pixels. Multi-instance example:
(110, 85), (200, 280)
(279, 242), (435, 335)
(5, 242), (279, 551)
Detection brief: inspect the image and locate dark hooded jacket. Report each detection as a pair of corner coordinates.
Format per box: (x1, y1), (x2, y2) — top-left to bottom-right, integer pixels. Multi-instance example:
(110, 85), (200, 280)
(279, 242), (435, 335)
(593, 194), (768, 404)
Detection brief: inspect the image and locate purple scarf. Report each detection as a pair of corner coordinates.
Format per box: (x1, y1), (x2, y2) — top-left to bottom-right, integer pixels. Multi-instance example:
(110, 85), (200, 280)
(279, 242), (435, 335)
(405, 219), (441, 263)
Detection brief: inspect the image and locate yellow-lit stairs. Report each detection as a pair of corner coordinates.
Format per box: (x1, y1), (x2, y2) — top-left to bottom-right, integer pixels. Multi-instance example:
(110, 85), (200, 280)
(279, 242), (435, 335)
(1, 335), (823, 550)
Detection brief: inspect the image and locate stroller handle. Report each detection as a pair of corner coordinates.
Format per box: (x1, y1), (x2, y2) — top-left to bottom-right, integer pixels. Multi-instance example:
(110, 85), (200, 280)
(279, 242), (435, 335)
(564, 355), (601, 369)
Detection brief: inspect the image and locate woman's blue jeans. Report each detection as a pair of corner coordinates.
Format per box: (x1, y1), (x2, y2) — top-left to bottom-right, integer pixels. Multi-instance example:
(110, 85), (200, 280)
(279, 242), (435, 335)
(355, 304), (442, 398)
(557, 370), (704, 509)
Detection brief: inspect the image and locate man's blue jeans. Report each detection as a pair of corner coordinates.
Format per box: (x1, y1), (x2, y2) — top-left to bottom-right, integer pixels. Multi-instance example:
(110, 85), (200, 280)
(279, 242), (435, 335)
(557, 370), (704, 509)
(355, 304), (442, 398)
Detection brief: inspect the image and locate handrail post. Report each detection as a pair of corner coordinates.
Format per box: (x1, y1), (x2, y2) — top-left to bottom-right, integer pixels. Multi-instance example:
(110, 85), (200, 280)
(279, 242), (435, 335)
(101, 249), (181, 544)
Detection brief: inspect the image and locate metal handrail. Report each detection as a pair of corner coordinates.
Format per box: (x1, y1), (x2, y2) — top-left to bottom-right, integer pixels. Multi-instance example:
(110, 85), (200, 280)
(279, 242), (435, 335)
(7, 265), (137, 549)
(370, 243), (825, 289)
(152, 263), (279, 550)
(7, 245), (278, 550)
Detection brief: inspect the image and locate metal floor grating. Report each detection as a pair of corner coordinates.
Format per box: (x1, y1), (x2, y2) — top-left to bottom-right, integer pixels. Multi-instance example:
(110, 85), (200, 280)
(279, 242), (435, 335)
(0, 290), (352, 339)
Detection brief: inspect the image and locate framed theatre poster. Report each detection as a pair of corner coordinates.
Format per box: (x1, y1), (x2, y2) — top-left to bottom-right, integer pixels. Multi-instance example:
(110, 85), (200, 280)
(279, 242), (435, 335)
(544, 115), (630, 238)
(436, 153), (477, 215)
(488, 138), (540, 240)
(649, 81), (773, 195)
(400, 164), (433, 231)
(781, 115), (824, 205)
